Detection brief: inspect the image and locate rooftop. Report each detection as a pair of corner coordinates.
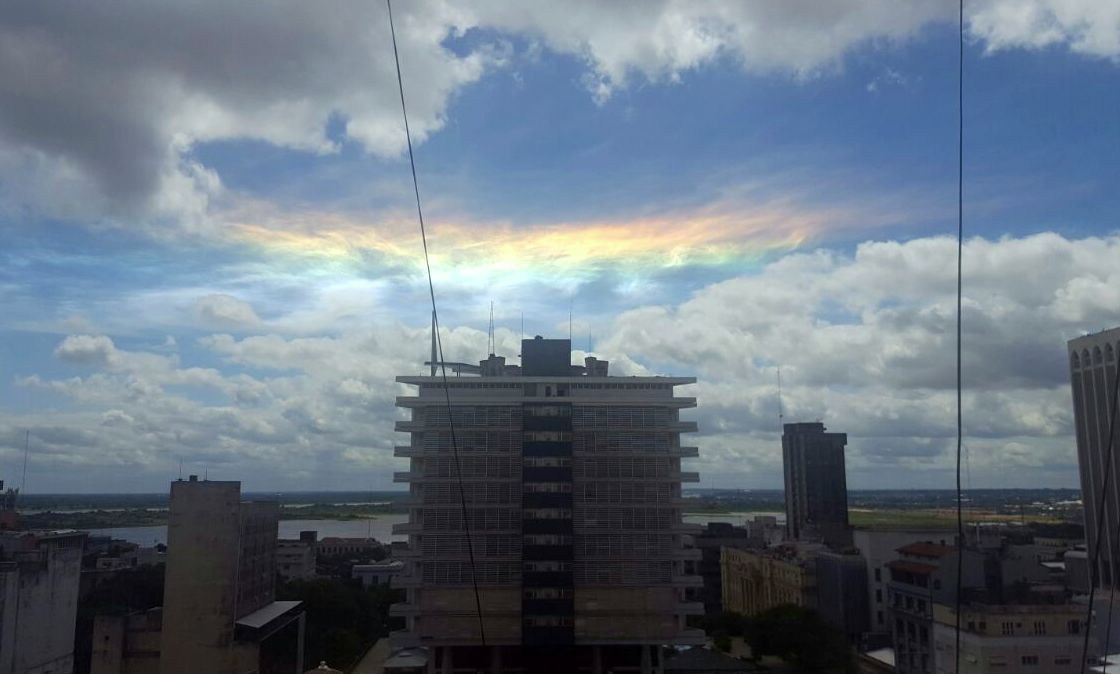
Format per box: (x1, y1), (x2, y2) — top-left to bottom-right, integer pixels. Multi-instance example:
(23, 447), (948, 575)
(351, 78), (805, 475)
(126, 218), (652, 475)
(897, 542), (955, 558)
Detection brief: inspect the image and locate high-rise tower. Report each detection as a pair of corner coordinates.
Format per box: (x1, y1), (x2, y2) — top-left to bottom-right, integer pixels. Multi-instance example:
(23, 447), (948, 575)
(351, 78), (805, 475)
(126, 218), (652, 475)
(391, 337), (703, 672)
(1069, 327), (1120, 587)
(782, 422), (850, 547)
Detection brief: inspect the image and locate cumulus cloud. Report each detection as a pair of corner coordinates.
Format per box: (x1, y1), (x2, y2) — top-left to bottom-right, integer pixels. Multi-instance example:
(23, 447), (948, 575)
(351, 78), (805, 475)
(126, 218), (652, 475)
(194, 294), (261, 327)
(3, 232), (1113, 490)
(0, 1), (1116, 230)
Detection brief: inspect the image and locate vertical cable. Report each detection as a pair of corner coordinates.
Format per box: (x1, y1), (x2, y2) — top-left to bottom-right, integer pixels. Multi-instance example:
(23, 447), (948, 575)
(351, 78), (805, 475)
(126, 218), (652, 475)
(386, 0), (486, 646)
(954, 0), (965, 671)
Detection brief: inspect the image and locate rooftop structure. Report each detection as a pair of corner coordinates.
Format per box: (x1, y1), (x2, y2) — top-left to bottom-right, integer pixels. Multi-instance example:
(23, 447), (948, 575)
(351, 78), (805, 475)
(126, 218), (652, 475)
(392, 336), (702, 672)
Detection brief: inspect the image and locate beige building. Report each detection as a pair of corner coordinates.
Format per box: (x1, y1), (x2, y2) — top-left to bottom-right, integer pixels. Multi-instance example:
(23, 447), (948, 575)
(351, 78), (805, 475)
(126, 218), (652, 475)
(0, 529), (86, 674)
(932, 603), (1094, 674)
(720, 544), (819, 616)
(392, 336), (703, 672)
(159, 477), (305, 674)
(91, 608), (163, 674)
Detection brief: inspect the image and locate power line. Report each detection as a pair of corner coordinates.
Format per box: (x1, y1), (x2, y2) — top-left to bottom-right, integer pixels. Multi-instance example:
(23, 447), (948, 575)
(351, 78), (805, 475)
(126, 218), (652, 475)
(386, 0), (486, 646)
(954, 0), (965, 671)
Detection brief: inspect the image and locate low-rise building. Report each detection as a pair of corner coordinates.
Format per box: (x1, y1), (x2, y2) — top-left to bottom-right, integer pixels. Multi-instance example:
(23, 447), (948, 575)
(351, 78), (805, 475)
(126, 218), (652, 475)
(888, 542), (985, 674)
(816, 551), (870, 642)
(353, 559), (405, 587)
(0, 528), (87, 674)
(277, 537), (317, 581)
(92, 608), (163, 674)
(853, 528), (956, 637)
(316, 537), (381, 558)
(932, 603), (1094, 674)
(692, 522), (754, 615)
(721, 543), (822, 617)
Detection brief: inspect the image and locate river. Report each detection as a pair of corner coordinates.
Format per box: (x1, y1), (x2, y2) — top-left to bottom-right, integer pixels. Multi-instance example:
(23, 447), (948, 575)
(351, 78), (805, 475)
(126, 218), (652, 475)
(89, 511), (785, 547)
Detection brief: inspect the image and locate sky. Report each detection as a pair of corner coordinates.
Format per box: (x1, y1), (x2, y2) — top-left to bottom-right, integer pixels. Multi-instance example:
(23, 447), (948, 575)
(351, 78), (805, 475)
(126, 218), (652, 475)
(1, 1), (1118, 493)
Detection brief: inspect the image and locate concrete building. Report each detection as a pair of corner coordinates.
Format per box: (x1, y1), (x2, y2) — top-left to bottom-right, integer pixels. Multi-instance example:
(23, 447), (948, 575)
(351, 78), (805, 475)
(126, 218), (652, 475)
(782, 422), (850, 547)
(392, 336), (703, 672)
(853, 528), (956, 637)
(887, 542), (986, 674)
(815, 551), (870, 642)
(1069, 326), (1120, 587)
(159, 477), (304, 674)
(91, 608), (163, 674)
(316, 537), (381, 558)
(720, 544), (822, 617)
(277, 532), (317, 581)
(691, 522), (753, 616)
(932, 603), (1094, 674)
(0, 529), (86, 674)
(353, 560), (406, 587)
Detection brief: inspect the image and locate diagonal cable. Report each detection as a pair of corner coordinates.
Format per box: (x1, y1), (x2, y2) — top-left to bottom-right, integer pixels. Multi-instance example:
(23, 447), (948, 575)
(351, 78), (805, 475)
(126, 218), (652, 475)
(386, 0), (487, 646)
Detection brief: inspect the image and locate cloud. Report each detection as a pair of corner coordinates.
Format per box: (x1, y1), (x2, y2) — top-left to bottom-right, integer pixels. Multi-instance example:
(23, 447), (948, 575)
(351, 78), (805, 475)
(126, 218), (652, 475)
(54, 335), (118, 366)
(4, 231), (1113, 490)
(194, 294), (261, 327)
(1, 1), (1116, 232)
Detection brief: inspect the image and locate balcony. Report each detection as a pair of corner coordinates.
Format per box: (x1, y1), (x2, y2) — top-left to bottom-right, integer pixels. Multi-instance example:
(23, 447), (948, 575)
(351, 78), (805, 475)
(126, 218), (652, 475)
(677, 471), (700, 483)
(394, 421), (423, 432)
(674, 421), (699, 433)
(671, 575), (704, 588)
(394, 445), (420, 457)
(393, 471), (417, 483)
(674, 446), (700, 458)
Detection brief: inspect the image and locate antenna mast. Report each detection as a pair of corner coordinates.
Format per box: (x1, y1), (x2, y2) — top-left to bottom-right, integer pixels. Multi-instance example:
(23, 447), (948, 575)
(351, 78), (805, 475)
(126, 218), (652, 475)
(488, 301), (495, 355)
(777, 368), (784, 425)
(20, 430), (29, 494)
(430, 310), (437, 376)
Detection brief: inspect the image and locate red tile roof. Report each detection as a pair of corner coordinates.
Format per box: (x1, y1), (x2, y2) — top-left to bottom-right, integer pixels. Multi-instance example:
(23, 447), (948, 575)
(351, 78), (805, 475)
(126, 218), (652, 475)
(887, 560), (938, 575)
(897, 542), (955, 559)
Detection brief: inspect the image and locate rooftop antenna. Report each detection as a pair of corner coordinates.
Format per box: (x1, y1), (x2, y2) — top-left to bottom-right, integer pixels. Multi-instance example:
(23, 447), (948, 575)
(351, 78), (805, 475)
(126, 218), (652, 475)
(777, 368), (784, 426)
(178, 458), (183, 481)
(430, 310), (437, 376)
(488, 301), (495, 356)
(20, 430), (29, 494)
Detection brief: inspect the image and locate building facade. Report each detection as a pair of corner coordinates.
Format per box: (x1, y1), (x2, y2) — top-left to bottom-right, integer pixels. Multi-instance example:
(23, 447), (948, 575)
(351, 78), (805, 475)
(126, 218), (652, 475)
(1069, 327), (1120, 588)
(277, 536), (317, 582)
(815, 551), (870, 642)
(782, 422), (850, 547)
(159, 477), (304, 674)
(932, 603), (1093, 674)
(720, 544), (819, 617)
(0, 529), (86, 674)
(391, 337), (703, 672)
(887, 543), (985, 674)
(690, 522), (753, 616)
(853, 529), (956, 637)
(91, 608), (163, 674)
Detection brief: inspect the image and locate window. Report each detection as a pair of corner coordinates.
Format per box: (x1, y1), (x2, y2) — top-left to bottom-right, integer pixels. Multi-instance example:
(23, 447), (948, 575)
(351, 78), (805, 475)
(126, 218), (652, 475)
(1068, 619), (1081, 634)
(1001, 621), (1014, 636)
(1055, 657), (1071, 665)
(876, 589), (882, 603)
(875, 568), (881, 581)
(1021, 655), (1039, 666)
(524, 587), (571, 599)
(877, 610), (883, 625)
(1033, 620), (1046, 635)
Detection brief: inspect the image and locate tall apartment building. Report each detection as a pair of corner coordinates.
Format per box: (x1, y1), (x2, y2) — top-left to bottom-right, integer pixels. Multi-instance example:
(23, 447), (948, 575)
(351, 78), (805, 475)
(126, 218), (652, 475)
(1069, 327), (1120, 587)
(782, 422), (850, 547)
(159, 477), (304, 674)
(392, 337), (703, 673)
(0, 528), (86, 674)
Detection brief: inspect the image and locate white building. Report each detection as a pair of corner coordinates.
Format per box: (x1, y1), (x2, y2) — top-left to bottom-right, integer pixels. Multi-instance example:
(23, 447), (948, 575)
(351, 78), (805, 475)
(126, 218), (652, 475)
(853, 528), (956, 636)
(0, 529), (86, 674)
(353, 560), (405, 587)
(933, 603), (1094, 674)
(277, 538), (317, 581)
(391, 336), (703, 672)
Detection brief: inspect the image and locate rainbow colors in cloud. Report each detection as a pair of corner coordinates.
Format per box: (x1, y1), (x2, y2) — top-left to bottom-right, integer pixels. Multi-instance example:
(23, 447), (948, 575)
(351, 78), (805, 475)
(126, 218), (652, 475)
(220, 199), (835, 284)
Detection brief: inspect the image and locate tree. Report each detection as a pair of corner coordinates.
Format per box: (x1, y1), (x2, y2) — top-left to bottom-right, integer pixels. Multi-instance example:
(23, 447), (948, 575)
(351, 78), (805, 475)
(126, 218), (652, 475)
(742, 604), (853, 673)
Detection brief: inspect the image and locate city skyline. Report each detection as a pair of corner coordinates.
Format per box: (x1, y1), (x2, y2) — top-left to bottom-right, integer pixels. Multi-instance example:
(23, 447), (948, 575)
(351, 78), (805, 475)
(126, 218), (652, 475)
(2, 3), (1119, 492)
